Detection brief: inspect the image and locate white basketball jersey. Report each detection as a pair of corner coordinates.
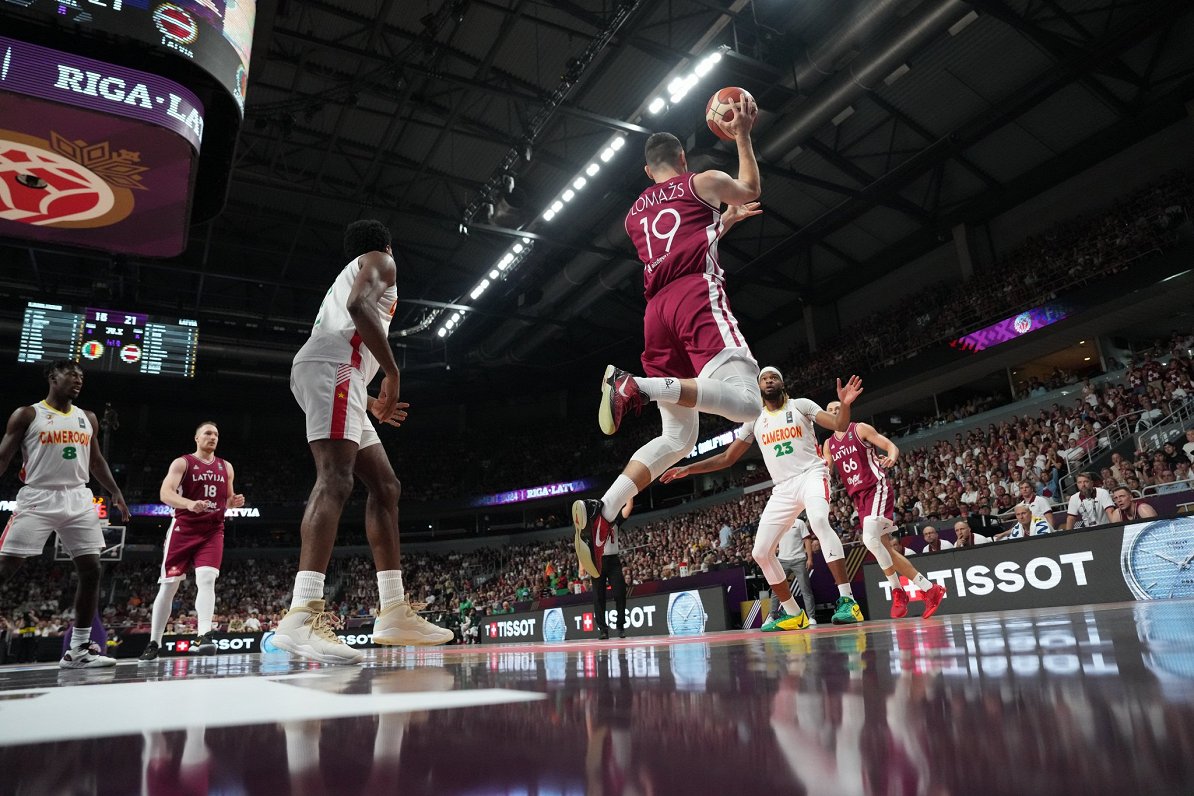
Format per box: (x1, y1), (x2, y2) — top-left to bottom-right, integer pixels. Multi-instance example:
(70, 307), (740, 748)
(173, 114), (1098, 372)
(21, 402), (93, 489)
(293, 256), (398, 382)
(735, 398), (826, 483)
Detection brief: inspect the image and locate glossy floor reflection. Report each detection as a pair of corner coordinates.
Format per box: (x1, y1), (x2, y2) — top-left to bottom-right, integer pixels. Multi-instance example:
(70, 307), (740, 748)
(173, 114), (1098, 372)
(2, 599), (1194, 795)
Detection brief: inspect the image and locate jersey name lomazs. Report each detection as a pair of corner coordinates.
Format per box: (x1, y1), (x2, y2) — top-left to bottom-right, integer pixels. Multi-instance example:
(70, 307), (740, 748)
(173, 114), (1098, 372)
(628, 181), (687, 216)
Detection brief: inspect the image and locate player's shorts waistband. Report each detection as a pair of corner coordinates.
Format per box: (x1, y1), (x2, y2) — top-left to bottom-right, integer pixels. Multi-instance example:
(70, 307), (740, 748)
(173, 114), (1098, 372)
(646, 272), (725, 302)
(772, 464), (830, 485)
(19, 484), (88, 492)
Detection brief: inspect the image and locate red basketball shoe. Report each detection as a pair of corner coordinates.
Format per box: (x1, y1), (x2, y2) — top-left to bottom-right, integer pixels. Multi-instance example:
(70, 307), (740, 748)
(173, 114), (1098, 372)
(890, 587), (909, 619)
(921, 584), (947, 619)
(598, 365), (647, 435)
(572, 498), (610, 578)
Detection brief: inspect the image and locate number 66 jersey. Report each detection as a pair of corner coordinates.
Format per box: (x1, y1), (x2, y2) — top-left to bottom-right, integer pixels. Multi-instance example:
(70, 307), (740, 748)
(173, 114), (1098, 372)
(735, 398), (828, 482)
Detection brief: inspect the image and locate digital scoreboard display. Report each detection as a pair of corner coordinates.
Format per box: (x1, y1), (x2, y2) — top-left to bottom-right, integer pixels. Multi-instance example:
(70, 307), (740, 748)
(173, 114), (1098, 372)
(18, 301), (199, 377)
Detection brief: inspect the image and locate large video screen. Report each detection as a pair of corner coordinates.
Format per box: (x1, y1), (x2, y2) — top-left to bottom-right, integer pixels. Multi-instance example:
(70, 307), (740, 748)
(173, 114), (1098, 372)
(949, 302), (1070, 353)
(18, 301), (199, 377)
(1, 0), (256, 113)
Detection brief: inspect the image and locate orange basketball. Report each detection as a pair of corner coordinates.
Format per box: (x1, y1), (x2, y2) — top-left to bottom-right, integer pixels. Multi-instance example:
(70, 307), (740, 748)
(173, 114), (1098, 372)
(706, 87), (754, 141)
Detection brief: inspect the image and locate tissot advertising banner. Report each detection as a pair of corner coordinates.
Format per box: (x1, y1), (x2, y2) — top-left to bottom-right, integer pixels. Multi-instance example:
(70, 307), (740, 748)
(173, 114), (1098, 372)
(863, 518), (1194, 617)
(479, 586), (729, 644)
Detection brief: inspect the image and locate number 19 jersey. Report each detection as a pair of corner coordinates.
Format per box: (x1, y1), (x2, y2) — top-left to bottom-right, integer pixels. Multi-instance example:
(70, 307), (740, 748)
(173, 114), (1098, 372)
(735, 398), (826, 483)
(625, 171), (723, 301)
(20, 402), (93, 489)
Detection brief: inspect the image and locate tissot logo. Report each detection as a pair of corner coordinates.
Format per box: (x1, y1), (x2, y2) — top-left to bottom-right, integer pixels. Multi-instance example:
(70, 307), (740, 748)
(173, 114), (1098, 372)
(582, 613), (594, 632)
(875, 551), (1095, 601)
(489, 618), (537, 638)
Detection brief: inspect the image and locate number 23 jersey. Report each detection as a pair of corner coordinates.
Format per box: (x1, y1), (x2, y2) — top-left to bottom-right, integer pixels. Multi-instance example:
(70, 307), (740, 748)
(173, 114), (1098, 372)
(735, 398), (826, 483)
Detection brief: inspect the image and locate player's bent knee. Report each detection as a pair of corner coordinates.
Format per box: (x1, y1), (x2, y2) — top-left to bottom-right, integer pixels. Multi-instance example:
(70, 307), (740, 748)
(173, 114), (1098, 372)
(195, 567), (219, 586)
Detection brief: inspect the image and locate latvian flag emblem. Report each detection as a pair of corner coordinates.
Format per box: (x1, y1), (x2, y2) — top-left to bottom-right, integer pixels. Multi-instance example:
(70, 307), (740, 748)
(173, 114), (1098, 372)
(153, 4), (200, 44)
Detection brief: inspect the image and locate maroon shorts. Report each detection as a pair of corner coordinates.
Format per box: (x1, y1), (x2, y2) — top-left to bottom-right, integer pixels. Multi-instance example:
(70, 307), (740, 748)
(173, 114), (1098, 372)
(642, 273), (754, 378)
(851, 479), (895, 522)
(160, 520), (224, 581)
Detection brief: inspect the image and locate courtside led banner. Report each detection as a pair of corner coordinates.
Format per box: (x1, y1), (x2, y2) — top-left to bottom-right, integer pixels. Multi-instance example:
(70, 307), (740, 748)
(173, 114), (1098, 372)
(863, 517), (1194, 617)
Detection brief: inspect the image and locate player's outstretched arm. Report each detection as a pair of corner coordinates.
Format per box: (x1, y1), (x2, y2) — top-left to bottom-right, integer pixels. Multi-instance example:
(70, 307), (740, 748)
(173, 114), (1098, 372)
(694, 93), (760, 206)
(660, 437), (751, 482)
(86, 409), (127, 521)
(0, 407), (34, 478)
(347, 250), (401, 418)
(814, 375), (863, 433)
(224, 461), (245, 509)
(856, 423), (899, 468)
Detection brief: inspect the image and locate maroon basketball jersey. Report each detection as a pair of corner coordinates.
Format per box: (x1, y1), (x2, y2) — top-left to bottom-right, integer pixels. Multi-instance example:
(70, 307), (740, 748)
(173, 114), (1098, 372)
(826, 423), (884, 498)
(624, 171), (723, 300)
(173, 453), (228, 531)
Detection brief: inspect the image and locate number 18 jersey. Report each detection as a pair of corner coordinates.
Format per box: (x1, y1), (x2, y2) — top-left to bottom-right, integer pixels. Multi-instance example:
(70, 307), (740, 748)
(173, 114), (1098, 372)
(625, 171), (723, 301)
(173, 453), (229, 532)
(735, 398), (826, 483)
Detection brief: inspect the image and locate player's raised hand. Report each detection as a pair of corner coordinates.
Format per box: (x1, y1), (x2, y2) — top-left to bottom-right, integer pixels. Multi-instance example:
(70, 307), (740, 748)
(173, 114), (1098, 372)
(721, 201), (762, 234)
(836, 374), (863, 405)
(373, 372), (400, 424)
(226, 493), (246, 509)
(659, 466), (691, 483)
(370, 399), (410, 428)
(717, 92), (758, 139)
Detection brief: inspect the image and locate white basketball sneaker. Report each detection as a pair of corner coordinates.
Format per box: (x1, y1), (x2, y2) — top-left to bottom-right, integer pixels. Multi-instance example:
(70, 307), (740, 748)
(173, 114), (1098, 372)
(372, 601), (454, 646)
(272, 599), (364, 665)
(59, 643), (117, 669)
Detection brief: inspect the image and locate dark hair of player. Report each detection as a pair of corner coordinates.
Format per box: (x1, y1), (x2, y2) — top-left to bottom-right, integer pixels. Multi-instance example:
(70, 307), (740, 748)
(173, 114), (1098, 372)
(644, 132), (684, 171)
(343, 219), (392, 259)
(44, 359), (81, 379)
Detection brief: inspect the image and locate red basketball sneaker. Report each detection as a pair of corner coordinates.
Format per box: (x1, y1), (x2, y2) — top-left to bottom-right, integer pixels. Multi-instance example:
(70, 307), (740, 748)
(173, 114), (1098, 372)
(598, 365), (647, 435)
(572, 498), (610, 577)
(890, 587), (909, 619)
(921, 584), (947, 619)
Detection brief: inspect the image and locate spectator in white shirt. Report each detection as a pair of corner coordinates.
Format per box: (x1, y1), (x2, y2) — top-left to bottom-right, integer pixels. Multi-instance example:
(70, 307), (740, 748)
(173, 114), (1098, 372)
(996, 504), (1053, 541)
(953, 521), (990, 548)
(921, 525), (954, 553)
(1018, 480), (1055, 529)
(1065, 472), (1114, 529)
(1183, 429), (1194, 464)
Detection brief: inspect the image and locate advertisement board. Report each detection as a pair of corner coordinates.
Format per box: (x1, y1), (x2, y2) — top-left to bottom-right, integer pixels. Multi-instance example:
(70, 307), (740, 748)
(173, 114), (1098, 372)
(479, 586), (730, 644)
(863, 517), (1194, 617)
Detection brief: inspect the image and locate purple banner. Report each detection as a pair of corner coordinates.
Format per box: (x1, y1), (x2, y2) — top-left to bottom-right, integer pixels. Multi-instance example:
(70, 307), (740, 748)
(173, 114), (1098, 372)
(0, 36), (204, 151)
(950, 302), (1070, 353)
(474, 478), (597, 507)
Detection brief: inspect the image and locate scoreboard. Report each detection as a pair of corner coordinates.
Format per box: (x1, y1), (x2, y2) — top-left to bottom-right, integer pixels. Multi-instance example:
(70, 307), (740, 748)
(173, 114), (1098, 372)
(18, 302), (199, 377)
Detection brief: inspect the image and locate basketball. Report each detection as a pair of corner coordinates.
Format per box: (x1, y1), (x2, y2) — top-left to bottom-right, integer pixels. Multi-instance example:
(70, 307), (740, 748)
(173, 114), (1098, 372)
(706, 87), (754, 140)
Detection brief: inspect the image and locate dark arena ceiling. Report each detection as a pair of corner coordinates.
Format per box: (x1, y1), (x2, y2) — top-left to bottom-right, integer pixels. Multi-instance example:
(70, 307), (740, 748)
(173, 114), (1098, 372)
(2, 0), (1193, 396)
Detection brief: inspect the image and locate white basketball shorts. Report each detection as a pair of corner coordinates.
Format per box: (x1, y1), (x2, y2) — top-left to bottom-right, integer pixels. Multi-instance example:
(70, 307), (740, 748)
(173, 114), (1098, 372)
(290, 361), (380, 449)
(0, 485), (103, 558)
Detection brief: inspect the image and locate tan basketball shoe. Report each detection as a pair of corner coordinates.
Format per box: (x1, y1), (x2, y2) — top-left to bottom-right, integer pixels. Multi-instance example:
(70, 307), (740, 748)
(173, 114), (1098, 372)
(372, 601), (455, 646)
(272, 599), (364, 664)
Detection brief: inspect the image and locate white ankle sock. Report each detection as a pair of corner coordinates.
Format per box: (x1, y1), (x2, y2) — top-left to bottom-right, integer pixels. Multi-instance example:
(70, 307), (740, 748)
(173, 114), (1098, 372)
(377, 570), (404, 610)
(636, 377), (681, 404)
(837, 583), (854, 598)
(70, 627), (91, 650)
(912, 574), (934, 591)
(291, 571), (325, 609)
(781, 598), (801, 617)
(600, 475), (638, 523)
(886, 572), (902, 590)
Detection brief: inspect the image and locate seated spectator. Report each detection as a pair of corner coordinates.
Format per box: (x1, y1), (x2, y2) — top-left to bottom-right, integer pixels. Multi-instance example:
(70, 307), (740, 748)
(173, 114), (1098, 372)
(953, 521), (990, 547)
(1065, 472), (1114, 529)
(921, 525), (954, 553)
(969, 503), (1002, 536)
(1107, 486), (1158, 523)
(1183, 428), (1194, 463)
(1154, 469), (1188, 495)
(1018, 480), (1056, 529)
(996, 504), (1052, 541)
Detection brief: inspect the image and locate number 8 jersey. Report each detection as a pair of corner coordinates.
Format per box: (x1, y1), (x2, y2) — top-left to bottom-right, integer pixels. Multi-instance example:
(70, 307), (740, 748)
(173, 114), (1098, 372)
(625, 171), (723, 300)
(735, 398), (827, 483)
(20, 401), (93, 489)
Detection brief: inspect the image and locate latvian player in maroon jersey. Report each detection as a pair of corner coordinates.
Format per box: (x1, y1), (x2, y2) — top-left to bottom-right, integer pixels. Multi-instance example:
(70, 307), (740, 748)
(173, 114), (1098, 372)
(573, 93), (766, 578)
(823, 403), (946, 619)
(140, 421), (244, 661)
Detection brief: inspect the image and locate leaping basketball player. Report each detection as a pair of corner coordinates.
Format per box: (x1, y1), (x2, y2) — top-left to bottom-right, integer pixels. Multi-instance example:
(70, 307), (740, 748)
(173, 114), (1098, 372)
(572, 93), (766, 578)
(140, 421), (245, 662)
(276, 219), (452, 664)
(0, 360), (128, 668)
(823, 402), (946, 619)
(662, 367), (866, 629)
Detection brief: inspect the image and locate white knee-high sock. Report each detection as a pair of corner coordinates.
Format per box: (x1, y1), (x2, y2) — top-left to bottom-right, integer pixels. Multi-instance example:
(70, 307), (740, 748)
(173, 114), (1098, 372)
(194, 567), (218, 635)
(601, 475), (639, 523)
(150, 579), (181, 645)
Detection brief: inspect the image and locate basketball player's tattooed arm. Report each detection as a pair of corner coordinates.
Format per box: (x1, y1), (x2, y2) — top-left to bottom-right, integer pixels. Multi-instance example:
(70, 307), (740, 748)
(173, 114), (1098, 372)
(0, 406), (35, 477)
(856, 423), (900, 468)
(347, 250), (401, 422)
(813, 375), (864, 433)
(159, 456), (210, 514)
(223, 461), (245, 509)
(660, 438), (751, 482)
(85, 409), (128, 522)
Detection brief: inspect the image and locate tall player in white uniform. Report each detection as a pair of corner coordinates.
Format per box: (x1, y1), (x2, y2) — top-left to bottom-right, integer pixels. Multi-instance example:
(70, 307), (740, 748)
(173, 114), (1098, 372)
(662, 367), (866, 629)
(0, 360), (129, 668)
(275, 219), (452, 664)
